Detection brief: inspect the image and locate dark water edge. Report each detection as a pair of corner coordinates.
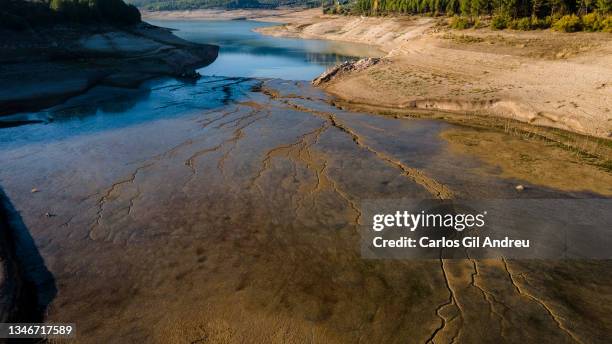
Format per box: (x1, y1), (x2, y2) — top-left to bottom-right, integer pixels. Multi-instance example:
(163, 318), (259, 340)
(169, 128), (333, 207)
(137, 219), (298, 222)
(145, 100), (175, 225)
(0, 23), (219, 119)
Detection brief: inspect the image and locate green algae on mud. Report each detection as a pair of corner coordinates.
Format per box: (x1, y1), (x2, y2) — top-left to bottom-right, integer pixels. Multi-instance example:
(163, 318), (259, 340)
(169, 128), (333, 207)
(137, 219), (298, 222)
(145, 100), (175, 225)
(440, 127), (612, 196)
(329, 99), (612, 178)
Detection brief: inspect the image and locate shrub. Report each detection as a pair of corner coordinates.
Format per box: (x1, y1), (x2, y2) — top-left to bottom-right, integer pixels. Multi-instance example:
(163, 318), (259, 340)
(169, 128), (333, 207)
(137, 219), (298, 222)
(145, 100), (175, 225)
(492, 14), (550, 31)
(48, 0), (140, 25)
(553, 14), (582, 32)
(581, 13), (612, 32)
(509, 17), (533, 30)
(538, 16), (552, 28)
(491, 13), (509, 29)
(97, 0), (141, 25)
(473, 16), (487, 28)
(323, 6), (338, 14)
(582, 13), (602, 31)
(450, 15), (474, 29)
(603, 16), (612, 32)
(597, 0), (612, 13)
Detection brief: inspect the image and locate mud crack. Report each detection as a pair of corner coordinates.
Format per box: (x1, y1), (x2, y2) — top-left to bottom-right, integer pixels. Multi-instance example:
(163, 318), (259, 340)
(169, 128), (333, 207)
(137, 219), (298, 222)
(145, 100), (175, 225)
(426, 258), (463, 344)
(89, 162), (154, 240)
(274, 98), (454, 200)
(502, 258), (584, 344)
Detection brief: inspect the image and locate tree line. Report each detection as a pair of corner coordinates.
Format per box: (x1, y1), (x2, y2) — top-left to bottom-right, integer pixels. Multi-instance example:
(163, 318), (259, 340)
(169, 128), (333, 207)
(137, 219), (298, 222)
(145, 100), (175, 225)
(126, 0), (321, 11)
(350, 0), (610, 16)
(1, 0), (141, 30)
(329, 0), (611, 31)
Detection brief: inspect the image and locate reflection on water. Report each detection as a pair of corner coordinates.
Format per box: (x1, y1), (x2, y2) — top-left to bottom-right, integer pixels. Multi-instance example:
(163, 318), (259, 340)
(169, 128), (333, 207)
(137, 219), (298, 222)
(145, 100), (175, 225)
(47, 86), (151, 119)
(0, 77), (260, 146)
(147, 19), (384, 80)
(1, 20), (383, 135)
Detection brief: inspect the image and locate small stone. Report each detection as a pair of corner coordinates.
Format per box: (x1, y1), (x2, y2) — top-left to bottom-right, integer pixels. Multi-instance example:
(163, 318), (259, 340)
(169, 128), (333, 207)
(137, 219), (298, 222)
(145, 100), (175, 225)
(31, 188), (39, 193)
(515, 185), (525, 191)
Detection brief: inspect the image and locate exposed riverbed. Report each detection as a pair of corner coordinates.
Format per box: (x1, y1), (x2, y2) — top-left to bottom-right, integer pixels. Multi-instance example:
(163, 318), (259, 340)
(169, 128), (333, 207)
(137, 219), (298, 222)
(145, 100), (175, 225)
(0, 19), (610, 343)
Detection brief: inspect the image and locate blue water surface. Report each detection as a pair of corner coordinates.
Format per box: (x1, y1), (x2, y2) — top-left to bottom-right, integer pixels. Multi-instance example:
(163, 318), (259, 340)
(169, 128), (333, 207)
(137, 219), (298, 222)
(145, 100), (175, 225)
(0, 20), (381, 146)
(148, 19), (382, 80)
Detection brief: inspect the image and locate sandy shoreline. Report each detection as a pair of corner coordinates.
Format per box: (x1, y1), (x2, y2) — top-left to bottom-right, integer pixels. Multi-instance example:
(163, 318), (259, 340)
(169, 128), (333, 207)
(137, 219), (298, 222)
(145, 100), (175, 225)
(259, 10), (612, 140)
(146, 9), (612, 140)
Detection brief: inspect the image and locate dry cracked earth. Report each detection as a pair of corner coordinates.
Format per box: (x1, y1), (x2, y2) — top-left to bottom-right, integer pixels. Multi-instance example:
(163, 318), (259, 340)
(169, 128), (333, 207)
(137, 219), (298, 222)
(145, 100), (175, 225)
(0, 77), (610, 343)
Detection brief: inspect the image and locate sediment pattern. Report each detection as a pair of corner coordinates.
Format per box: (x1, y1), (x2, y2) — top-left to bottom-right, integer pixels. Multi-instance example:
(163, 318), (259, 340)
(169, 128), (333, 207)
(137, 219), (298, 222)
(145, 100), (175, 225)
(0, 78), (608, 343)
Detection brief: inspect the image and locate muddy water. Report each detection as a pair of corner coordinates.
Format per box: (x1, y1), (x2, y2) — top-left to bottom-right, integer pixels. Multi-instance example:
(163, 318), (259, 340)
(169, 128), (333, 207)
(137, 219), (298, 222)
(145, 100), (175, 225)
(0, 75), (610, 343)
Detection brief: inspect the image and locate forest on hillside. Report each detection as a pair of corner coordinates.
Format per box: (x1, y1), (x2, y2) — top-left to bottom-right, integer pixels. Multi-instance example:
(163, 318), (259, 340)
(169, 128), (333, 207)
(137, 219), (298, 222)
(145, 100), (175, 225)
(0, 0), (141, 29)
(126, 0), (320, 11)
(342, 0), (612, 31)
(349, 0), (610, 18)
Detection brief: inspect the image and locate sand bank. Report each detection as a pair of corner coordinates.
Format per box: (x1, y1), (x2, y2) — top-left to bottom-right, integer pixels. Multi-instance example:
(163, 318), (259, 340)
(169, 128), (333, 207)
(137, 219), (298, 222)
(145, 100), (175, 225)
(252, 9), (612, 140)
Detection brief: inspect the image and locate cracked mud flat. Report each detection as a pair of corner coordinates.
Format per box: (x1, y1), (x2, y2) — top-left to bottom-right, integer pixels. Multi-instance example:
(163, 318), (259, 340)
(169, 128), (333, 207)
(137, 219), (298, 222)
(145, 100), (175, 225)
(0, 77), (611, 343)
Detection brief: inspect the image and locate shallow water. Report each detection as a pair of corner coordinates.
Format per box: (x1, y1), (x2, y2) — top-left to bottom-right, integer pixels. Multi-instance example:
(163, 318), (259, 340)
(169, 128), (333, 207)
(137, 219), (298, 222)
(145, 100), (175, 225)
(0, 19), (382, 141)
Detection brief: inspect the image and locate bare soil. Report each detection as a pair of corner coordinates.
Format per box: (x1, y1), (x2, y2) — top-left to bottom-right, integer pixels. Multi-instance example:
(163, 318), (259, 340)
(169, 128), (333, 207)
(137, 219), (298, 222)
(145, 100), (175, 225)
(252, 9), (612, 139)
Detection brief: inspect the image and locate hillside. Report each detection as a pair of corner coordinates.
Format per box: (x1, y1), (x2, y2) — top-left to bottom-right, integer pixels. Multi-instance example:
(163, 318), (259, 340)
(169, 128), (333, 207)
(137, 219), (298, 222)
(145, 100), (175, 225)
(0, 0), (141, 30)
(0, 0), (219, 117)
(256, 9), (612, 140)
(127, 0), (320, 11)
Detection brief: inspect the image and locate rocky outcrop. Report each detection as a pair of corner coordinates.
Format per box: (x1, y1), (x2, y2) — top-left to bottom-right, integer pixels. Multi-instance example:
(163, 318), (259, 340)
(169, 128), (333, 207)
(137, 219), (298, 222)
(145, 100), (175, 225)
(312, 57), (380, 86)
(0, 23), (219, 116)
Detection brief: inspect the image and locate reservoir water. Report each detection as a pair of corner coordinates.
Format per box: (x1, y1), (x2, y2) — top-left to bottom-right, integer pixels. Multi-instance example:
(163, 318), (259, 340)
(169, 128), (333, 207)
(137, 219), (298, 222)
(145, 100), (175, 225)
(0, 19), (382, 144)
(147, 19), (383, 80)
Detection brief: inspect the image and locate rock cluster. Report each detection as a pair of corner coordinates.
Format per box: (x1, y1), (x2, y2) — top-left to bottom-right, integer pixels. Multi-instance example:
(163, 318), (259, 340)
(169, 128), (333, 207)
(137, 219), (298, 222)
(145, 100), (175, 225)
(312, 57), (380, 86)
